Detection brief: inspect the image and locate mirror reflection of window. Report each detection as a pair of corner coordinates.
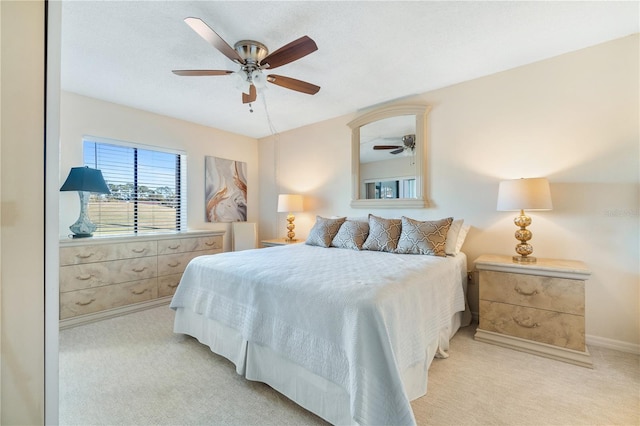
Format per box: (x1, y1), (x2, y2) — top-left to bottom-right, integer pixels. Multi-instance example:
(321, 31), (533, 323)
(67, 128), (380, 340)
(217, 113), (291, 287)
(364, 178), (416, 199)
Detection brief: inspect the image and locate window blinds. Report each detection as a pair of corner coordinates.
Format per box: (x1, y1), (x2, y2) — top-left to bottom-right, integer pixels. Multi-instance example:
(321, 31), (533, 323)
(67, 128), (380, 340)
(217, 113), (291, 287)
(83, 140), (184, 236)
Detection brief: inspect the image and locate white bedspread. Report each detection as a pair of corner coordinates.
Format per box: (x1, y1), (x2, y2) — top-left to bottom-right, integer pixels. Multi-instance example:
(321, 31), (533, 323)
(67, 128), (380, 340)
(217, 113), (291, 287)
(170, 244), (466, 425)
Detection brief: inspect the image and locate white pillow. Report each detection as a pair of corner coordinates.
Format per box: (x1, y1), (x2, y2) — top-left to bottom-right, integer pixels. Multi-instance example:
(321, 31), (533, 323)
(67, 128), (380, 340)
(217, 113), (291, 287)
(455, 224), (471, 254)
(445, 219), (471, 255)
(445, 219), (464, 256)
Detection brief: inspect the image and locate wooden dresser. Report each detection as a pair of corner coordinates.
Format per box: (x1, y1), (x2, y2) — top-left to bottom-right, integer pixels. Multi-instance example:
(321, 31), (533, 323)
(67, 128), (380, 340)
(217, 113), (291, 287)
(59, 231), (224, 328)
(474, 254), (592, 368)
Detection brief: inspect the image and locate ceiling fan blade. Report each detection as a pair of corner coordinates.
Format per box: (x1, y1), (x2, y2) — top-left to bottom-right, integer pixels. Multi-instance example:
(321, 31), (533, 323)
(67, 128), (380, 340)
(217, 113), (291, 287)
(373, 145), (402, 150)
(242, 85), (256, 104)
(267, 74), (320, 95)
(184, 17), (244, 64)
(172, 70), (233, 76)
(390, 148), (405, 155)
(261, 36), (318, 69)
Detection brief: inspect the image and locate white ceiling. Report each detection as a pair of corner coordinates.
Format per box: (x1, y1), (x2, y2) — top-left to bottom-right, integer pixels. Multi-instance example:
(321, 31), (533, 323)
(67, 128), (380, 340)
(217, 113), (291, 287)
(61, 1), (639, 140)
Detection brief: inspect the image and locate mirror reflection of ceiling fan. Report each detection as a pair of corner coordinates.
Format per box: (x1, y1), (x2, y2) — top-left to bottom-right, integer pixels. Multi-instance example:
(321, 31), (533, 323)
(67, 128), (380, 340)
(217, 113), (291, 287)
(172, 17), (320, 104)
(373, 134), (416, 155)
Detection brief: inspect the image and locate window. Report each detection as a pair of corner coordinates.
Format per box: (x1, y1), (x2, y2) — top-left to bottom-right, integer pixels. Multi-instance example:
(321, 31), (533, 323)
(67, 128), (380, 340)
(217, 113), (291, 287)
(83, 138), (186, 236)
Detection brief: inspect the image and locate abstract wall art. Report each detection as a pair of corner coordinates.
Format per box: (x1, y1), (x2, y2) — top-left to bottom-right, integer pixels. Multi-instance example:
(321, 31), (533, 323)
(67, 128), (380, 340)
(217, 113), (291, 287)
(205, 156), (247, 222)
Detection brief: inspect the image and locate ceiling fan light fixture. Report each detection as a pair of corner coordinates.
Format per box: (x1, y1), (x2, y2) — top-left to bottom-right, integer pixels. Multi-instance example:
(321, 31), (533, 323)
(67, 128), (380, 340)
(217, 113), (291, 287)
(251, 69), (267, 89)
(231, 70), (251, 94)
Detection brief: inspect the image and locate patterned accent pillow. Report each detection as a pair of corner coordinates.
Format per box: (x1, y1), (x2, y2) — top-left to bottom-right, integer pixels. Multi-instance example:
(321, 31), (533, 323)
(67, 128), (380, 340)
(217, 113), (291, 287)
(305, 216), (346, 248)
(362, 214), (402, 252)
(331, 220), (370, 250)
(396, 216), (453, 256)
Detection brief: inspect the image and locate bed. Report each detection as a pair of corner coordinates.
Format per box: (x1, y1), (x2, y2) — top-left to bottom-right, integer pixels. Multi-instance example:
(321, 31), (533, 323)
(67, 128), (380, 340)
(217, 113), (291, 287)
(170, 216), (470, 426)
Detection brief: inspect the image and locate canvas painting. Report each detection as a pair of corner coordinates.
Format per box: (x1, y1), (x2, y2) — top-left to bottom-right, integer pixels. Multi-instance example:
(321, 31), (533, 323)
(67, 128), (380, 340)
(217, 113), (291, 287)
(205, 156), (247, 222)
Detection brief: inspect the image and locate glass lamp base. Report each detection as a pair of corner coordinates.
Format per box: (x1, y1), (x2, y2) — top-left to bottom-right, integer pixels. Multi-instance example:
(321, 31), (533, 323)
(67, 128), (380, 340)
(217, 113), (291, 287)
(513, 255), (537, 263)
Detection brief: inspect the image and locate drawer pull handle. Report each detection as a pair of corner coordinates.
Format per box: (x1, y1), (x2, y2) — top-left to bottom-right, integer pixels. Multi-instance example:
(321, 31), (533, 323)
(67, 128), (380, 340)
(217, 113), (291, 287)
(205, 240), (216, 247)
(513, 317), (540, 328)
(76, 298), (95, 306)
(132, 267), (147, 273)
(76, 252), (94, 259)
(168, 261), (181, 268)
(131, 248), (146, 253)
(131, 288), (149, 295)
(76, 274), (93, 281)
(167, 282), (179, 288)
(514, 286), (538, 296)
(168, 244), (181, 250)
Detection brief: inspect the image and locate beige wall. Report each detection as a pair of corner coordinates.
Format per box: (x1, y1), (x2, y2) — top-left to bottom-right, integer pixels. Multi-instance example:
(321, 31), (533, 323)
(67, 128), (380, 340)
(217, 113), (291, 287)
(59, 92), (260, 251)
(1, 1), (46, 423)
(259, 35), (640, 349)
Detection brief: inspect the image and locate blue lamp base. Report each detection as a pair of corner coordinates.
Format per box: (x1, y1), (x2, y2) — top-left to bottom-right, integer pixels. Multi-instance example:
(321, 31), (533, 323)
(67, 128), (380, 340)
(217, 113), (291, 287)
(69, 191), (97, 238)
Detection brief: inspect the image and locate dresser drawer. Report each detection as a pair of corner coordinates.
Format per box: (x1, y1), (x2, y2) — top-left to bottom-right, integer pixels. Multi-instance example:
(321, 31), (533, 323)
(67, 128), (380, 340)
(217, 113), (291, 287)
(60, 240), (157, 266)
(479, 300), (585, 351)
(157, 249), (219, 276)
(60, 278), (158, 319)
(60, 256), (157, 292)
(157, 235), (223, 255)
(158, 273), (183, 297)
(480, 270), (584, 315)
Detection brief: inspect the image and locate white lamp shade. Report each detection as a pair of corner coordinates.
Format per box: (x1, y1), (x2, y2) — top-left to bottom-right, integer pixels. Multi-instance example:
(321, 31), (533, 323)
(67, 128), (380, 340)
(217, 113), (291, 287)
(497, 178), (553, 211)
(277, 194), (303, 213)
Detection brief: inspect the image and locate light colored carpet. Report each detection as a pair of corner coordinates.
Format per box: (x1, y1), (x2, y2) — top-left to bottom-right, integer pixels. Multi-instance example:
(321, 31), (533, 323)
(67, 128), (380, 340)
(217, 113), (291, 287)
(59, 306), (639, 425)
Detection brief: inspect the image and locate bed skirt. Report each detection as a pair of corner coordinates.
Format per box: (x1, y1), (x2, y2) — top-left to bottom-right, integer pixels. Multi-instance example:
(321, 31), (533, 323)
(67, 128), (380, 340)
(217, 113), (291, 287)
(174, 307), (465, 425)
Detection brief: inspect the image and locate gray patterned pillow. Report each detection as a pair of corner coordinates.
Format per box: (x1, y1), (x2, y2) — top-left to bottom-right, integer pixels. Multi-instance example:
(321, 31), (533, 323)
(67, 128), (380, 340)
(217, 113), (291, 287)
(305, 216), (346, 248)
(331, 220), (370, 250)
(396, 216), (453, 256)
(362, 214), (402, 252)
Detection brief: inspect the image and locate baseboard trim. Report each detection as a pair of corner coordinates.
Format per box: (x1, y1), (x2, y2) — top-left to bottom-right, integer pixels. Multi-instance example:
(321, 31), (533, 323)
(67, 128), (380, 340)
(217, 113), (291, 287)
(586, 334), (640, 355)
(59, 296), (173, 329)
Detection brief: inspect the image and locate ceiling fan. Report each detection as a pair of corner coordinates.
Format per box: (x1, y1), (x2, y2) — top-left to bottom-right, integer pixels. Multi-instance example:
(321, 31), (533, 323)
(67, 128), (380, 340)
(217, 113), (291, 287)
(373, 134), (416, 155)
(172, 17), (320, 104)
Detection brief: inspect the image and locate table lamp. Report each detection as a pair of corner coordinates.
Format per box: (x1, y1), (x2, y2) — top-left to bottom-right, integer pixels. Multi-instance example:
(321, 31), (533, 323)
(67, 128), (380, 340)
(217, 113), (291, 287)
(497, 177), (552, 263)
(277, 194), (303, 242)
(60, 166), (111, 238)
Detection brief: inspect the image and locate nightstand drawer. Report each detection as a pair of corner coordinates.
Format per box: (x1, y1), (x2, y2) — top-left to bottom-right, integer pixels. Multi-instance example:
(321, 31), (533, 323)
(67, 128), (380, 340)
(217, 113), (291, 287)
(479, 300), (585, 351)
(480, 270), (584, 315)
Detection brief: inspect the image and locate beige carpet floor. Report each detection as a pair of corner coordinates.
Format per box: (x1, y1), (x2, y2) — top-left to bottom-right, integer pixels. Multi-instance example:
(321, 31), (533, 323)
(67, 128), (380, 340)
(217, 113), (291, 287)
(59, 306), (639, 425)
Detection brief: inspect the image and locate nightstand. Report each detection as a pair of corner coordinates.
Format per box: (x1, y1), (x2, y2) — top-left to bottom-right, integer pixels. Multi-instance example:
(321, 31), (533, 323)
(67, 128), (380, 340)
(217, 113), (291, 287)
(261, 238), (304, 248)
(474, 254), (592, 368)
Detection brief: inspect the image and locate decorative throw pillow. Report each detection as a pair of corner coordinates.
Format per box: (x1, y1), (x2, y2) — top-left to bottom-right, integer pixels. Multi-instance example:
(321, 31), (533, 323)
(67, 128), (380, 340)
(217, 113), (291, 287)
(445, 219), (464, 256)
(331, 220), (370, 250)
(362, 214), (402, 252)
(396, 216), (453, 256)
(305, 216), (346, 248)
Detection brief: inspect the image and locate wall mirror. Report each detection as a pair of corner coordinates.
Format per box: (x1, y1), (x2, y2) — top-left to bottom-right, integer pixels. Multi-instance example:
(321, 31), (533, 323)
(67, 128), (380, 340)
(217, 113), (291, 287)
(348, 104), (431, 208)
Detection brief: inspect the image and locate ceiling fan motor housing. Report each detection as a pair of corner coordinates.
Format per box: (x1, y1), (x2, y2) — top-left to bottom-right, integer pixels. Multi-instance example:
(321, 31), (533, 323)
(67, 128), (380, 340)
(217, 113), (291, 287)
(234, 40), (269, 65)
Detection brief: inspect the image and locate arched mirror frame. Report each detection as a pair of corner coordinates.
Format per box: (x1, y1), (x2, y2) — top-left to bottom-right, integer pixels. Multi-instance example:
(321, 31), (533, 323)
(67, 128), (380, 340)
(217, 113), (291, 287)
(348, 104), (431, 208)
